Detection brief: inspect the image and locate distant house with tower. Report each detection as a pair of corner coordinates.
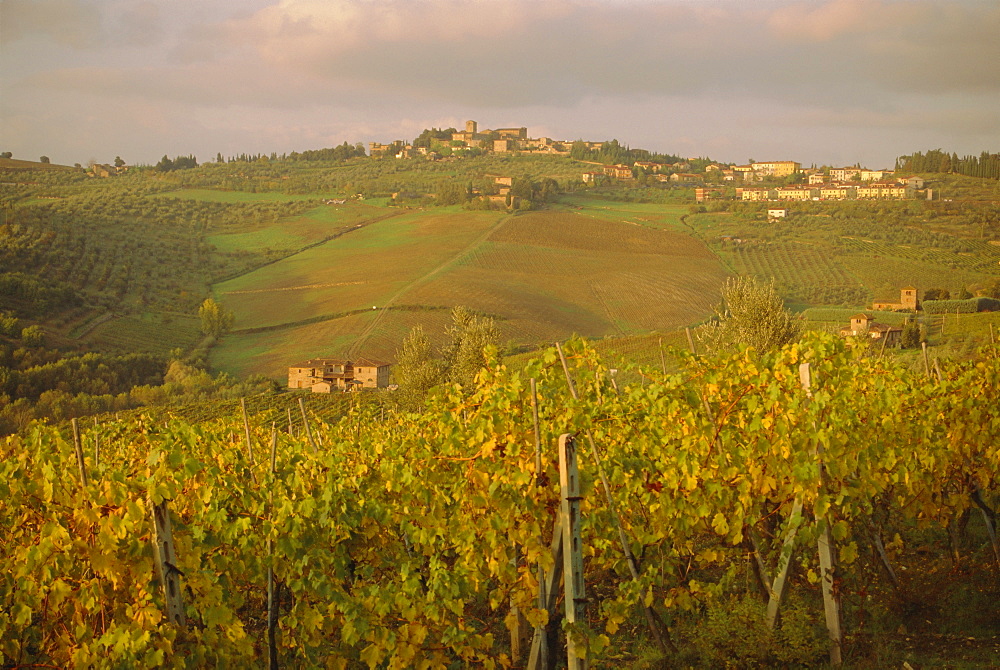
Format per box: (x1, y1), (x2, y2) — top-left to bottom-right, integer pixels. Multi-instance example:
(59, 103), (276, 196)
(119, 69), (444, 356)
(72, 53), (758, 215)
(872, 287), (919, 312)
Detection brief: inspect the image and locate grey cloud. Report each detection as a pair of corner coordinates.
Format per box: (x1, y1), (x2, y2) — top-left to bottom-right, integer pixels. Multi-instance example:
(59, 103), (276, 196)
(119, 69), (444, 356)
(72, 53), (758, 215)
(226, 0), (1000, 110)
(1, 0), (102, 48)
(4, 0), (998, 169)
(113, 2), (165, 47)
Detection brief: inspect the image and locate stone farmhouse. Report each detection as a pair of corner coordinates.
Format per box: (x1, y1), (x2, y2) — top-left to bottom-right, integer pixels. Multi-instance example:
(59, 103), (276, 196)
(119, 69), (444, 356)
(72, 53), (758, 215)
(288, 358), (390, 392)
(872, 287), (919, 312)
(840, 314), (902, 345)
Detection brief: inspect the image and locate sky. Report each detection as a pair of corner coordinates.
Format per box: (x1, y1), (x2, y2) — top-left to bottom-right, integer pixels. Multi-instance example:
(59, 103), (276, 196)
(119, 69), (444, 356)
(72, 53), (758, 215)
(2, 0), (998, 169)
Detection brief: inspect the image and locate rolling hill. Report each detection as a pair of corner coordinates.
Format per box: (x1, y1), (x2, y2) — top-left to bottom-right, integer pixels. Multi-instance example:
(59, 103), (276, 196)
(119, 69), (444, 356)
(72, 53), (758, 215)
(209, 203), (728, 378)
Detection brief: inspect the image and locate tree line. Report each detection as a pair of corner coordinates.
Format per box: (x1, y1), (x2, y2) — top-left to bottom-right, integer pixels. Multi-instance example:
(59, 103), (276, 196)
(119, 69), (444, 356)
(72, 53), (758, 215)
(896, 149), (1000, 180)
(569, 139), (682, 167)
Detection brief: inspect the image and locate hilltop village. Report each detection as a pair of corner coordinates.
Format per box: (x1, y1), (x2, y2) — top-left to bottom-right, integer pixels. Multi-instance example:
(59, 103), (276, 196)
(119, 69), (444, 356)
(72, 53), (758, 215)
(370, 120), (930, 204)
(369, 120), (587, 158)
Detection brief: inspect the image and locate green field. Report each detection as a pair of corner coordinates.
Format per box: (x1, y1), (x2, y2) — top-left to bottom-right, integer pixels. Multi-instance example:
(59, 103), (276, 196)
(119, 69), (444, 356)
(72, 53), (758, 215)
(81, 312), (202, 356)
(205, 202), (390, 255)
(209, 204), (728, 378)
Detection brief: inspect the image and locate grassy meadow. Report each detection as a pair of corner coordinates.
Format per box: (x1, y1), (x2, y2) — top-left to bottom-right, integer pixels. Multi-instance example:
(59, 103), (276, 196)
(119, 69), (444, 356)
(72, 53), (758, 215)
(210, 203), (729, 378)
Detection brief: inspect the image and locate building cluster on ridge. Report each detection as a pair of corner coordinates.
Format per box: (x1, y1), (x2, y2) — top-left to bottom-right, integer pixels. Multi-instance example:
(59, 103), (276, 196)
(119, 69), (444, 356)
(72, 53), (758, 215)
(736, 174), (926, 202)
(370, 120), (590, 159)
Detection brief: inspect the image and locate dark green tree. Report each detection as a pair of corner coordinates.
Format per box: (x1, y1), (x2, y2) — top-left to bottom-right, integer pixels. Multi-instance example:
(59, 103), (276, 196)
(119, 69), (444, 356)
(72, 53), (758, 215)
(900, 318), (922, 349)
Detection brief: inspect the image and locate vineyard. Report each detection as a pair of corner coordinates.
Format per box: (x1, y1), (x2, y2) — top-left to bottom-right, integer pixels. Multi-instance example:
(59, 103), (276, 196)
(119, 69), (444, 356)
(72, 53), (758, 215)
(3, 333), (999, 667)
(210, 208), (728, 378)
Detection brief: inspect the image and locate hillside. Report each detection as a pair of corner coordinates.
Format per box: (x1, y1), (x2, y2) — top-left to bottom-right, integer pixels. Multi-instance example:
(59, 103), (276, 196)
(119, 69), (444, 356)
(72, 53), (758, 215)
(2, 153), (999, 391)
(208, 204), (727, 378)
(0, 157), (75, 171)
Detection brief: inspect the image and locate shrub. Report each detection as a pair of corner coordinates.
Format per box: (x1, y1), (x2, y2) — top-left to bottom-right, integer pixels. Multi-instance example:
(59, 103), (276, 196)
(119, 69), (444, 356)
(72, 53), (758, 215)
(922, 297), (1000, 314)
(680, 593), (825, 668)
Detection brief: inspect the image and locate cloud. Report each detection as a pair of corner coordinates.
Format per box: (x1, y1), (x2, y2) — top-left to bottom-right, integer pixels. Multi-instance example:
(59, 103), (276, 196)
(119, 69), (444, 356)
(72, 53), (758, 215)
(213, 0), (1000, 110)
(0, 0), (102, 48)
(2, 0), (998, 168)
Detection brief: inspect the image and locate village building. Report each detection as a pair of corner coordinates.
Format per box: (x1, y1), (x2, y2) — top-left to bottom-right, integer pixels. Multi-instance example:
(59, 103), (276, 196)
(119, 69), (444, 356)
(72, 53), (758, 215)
(860, 169), (893, 181)
(738, 187), (774, 201)
(774, 187), (817, 201)
(288, 357), (391, 392)
(768, 208), (788, 219)
(872, 287), (919, 312)
(751, 161), (801, 178)
(820, 186), (854, 200)
(370, 141), (412, 158)
(830, 167), (863, 182)
(603, 164), (634, 180)
(856, 182), (908, 199)
(90, 164), (116, 178)
(696, 187), (724, 202)
(669, 172), (700, 183)
(840, 313), (902, 345)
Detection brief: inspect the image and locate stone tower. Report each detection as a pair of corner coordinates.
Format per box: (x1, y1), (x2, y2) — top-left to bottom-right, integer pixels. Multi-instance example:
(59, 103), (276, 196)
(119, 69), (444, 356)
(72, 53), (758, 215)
(466, 120), (477, 134)
(901, 286), (918, 310)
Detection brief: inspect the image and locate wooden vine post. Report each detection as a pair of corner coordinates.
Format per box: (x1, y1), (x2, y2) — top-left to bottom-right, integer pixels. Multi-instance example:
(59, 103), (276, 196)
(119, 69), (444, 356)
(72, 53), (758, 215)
(685, 326), (698, 357)
(71, 418), (88, 487)
(298, 398), (319, 454)
(150, 497), (186, 627)
(555, 342), (672, 655)
(526, 517), (563, 670)
(765, 499), (803, 629)
(241, 398), (259, 485)
(559, 434), (588, 670)
(800, 363), (843, 666)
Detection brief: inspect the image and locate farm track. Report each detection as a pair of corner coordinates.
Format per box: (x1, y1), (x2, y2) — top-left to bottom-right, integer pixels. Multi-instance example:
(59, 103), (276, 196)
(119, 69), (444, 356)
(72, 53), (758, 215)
(222, 281), (366, 295)
(346, 212), (515, 356)
(228, 305), (451, 337)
